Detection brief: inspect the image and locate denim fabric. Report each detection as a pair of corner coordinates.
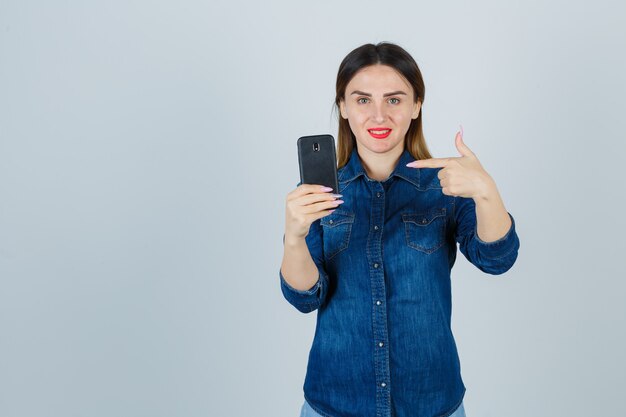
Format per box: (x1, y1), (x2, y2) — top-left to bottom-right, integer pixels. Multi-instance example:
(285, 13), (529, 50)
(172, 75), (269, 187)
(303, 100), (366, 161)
(280, 147), (520, 417)
(300, 398), (467, 417)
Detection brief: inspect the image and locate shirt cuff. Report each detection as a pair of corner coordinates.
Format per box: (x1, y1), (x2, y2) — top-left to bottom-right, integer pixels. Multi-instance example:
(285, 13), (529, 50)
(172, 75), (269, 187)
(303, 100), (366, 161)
(472, 212), (519, 260)
(279, 268), (323, 314)
(280, 269), (321, 295)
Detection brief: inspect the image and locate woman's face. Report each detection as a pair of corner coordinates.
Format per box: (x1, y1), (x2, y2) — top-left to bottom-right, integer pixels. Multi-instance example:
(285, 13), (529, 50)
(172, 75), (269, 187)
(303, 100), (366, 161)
(339, 64), (421, 157)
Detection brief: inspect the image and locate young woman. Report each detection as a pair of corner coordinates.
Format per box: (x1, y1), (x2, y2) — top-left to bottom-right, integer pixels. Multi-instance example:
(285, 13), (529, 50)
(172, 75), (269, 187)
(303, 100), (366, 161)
(279, 42), (520, 417)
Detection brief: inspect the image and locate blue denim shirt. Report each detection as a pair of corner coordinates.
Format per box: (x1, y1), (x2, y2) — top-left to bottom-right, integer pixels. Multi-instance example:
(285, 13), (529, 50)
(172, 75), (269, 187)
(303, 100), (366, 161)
(280, 147), (520, 417)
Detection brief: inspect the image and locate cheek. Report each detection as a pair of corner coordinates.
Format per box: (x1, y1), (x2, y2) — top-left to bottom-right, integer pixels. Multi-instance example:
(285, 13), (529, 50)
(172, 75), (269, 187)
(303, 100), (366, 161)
(388, 112), (414, 138)
(346, 109), (368, 126)
(390, 109), (413, 125)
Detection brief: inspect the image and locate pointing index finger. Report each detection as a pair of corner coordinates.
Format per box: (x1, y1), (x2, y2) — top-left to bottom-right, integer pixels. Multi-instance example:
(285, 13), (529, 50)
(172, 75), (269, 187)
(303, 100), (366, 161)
(406, 157), (450, 168)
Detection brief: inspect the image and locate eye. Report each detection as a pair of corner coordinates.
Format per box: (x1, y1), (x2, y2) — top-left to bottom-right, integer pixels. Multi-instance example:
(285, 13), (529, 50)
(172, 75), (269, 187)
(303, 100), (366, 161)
(357, 97), (369, 104)
(388, 97), (400, 104)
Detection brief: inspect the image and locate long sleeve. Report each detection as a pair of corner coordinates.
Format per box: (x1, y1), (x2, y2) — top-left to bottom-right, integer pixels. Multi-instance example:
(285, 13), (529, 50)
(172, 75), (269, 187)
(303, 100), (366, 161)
(279, 217), (330, 313)
(453, 195), (520, 275)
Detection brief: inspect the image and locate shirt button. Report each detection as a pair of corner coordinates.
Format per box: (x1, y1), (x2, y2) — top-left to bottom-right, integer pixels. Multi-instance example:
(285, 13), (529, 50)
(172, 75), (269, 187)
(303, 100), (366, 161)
(381, 382), (387, 387)
(376, 192), (382, 198)
(373, 263), (379, 268)
(374, 225), (379, 230)
(379, 342), (384, 347)
(376, 300), (382, 305)
(329, 219), (334, 224)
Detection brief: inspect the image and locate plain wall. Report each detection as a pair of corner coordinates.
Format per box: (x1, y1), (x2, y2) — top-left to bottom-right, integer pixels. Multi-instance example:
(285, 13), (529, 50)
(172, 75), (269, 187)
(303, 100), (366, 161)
(1, 1), (625, 416)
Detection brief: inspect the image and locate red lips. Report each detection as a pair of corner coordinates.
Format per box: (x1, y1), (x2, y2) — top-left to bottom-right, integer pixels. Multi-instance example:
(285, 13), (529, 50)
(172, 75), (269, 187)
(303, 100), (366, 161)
(368, 127), (392, 139)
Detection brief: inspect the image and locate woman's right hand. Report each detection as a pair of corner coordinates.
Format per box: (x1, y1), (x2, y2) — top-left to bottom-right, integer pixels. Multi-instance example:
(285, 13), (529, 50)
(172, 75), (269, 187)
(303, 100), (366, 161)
(284, 184), (344, 241)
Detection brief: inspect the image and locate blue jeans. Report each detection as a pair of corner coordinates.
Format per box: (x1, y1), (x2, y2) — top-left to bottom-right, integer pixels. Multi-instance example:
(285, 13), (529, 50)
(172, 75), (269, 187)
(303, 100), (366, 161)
(300, 398), (467, 417)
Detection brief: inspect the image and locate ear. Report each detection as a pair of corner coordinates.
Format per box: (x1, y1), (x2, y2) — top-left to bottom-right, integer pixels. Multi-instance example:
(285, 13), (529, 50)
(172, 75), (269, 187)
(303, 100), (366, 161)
(339, 100), (348, 119)
(411, 101), (421, 119)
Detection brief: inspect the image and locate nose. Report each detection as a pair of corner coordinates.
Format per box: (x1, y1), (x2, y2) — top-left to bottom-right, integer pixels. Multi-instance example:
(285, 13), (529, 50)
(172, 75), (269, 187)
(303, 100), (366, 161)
(371, 101), (386, 123)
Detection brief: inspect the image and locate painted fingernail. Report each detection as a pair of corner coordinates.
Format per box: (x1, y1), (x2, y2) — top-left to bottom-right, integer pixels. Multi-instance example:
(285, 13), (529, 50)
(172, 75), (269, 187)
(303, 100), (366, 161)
(320, 186), (333, 192)
(459, 124), (464, 138)
(333, 200), (344, 205)
(330, 194), (343, 198)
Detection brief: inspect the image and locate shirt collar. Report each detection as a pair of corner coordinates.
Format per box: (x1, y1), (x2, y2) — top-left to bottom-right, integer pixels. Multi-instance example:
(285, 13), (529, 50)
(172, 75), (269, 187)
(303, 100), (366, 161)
(338, 147), (421, 189)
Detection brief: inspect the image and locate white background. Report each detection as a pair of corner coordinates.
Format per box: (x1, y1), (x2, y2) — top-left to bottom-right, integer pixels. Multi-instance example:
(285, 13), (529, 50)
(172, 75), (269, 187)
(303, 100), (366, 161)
(1, 1), (625, 416)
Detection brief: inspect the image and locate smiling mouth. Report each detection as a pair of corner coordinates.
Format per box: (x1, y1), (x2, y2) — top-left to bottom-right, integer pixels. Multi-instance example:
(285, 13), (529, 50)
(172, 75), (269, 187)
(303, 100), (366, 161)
(368, 129), (392, 139)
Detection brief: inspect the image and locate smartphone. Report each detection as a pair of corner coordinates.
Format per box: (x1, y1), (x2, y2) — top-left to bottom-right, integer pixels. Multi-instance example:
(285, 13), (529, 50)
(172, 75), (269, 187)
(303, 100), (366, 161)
(297, 134), (339, 193)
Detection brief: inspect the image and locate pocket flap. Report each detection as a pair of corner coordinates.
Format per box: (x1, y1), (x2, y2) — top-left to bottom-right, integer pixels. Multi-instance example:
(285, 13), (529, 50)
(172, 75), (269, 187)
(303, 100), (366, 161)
(321, 210), (355, 227)
(402, 207), (446, 226)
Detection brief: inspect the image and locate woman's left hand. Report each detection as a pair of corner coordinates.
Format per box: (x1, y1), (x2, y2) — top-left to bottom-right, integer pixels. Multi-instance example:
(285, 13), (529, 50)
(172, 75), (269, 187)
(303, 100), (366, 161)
(406, 126), (496, 200)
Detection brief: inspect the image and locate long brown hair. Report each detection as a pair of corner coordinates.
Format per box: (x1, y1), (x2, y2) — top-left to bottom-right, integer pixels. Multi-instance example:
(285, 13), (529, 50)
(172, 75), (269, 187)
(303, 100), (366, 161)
(334, 42), (432, 168)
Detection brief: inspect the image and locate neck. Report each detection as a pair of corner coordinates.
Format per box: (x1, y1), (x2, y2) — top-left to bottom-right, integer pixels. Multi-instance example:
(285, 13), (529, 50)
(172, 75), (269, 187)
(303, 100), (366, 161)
(357, 145), (404, 182)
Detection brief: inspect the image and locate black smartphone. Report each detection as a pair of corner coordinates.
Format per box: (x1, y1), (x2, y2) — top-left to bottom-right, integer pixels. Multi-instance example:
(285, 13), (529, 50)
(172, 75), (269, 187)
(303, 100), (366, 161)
(297, 134), (339, 193)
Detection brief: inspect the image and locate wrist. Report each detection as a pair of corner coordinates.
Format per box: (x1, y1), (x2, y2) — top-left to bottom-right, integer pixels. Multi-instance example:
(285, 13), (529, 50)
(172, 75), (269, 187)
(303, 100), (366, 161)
(284, 233), (307, 247)
(473, 176), (498, 202)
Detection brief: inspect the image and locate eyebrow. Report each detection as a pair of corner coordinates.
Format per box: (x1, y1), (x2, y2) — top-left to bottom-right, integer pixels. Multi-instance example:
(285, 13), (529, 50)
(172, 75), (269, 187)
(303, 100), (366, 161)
(350, 90), (408, 97)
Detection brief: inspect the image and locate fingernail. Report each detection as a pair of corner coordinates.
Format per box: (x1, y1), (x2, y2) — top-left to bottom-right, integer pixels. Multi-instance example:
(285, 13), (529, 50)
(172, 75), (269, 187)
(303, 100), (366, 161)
(320, 186), (333, 192)
(333, 200), (344, 205)
(330, 194), (343, 198)
(459, 124), (464, 138)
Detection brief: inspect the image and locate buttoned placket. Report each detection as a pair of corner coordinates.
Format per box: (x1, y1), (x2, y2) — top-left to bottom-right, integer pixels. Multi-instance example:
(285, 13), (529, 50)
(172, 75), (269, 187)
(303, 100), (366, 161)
(366, 177), (392, 416)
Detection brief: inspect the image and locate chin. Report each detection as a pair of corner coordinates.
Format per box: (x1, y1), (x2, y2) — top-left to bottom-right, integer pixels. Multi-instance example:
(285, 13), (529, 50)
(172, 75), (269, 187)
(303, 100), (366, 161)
(356, 135), (402, 154)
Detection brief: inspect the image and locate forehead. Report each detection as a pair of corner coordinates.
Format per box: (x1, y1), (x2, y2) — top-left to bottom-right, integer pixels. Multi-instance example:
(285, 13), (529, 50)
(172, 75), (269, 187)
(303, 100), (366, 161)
(346, 64), (412, 93)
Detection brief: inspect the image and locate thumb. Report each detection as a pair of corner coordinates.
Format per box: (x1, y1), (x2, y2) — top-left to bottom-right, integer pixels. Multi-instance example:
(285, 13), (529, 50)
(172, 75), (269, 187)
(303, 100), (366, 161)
(455, 125), (474, 157)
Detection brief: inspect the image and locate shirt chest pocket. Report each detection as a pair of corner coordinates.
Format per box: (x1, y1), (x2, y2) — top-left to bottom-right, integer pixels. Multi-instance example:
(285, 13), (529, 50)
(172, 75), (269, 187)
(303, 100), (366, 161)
(320, 210), (355, 260)
(401, 208), (447, 254)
